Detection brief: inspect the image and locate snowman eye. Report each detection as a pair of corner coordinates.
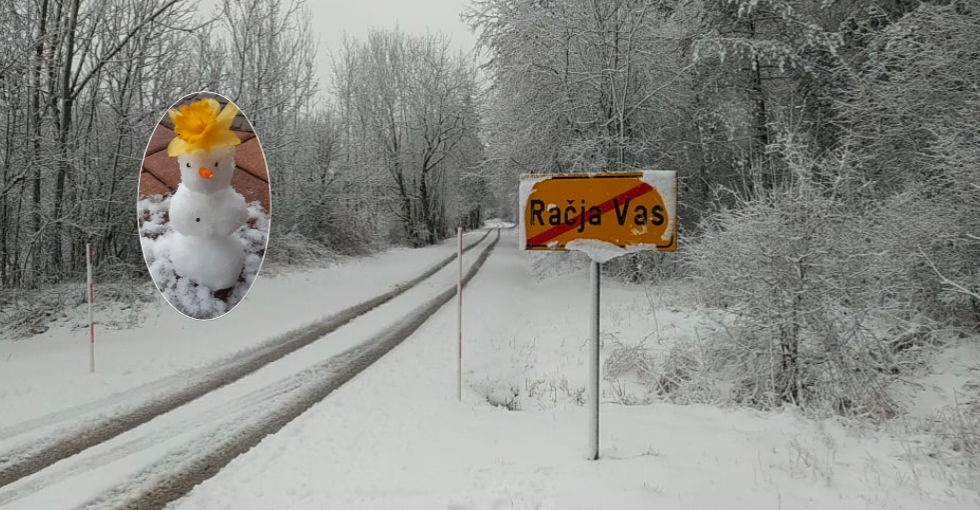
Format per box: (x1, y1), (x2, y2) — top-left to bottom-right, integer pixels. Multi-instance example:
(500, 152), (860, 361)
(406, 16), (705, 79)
(185, 162), (190, 168)
(214, 162), (218, 168)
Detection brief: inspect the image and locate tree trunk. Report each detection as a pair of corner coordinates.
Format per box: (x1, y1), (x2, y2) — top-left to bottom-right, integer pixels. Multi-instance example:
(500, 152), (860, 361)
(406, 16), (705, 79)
(747, 20), (771, 191)
(30, 0), (50, 286)
(51, 0), (81, 274)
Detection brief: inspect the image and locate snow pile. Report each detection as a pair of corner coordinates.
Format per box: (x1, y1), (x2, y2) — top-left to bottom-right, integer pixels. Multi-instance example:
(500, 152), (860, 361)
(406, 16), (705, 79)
(564, 239), (671, 264)
(139, 194), (269, 320)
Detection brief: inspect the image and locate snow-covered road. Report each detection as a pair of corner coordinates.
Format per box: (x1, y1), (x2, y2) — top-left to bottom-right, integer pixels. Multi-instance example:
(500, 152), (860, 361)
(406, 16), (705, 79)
(0, 230), (489, 433)
(0, 229), (499, 509)
(0, 229), (491, 465)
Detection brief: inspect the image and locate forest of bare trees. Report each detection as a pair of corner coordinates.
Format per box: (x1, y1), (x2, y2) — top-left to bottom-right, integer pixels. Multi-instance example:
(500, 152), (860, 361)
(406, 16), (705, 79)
(1, 0), (979, 420)
(330, 29), (484, 247)
(0, 0), (486, 309)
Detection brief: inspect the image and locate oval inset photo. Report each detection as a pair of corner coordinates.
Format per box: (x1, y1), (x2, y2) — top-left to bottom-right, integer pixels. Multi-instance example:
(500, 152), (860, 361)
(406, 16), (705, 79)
(137, 91), (271, 320)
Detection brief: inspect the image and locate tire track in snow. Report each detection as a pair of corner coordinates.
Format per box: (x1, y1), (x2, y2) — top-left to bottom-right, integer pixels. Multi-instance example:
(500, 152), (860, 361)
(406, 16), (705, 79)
(81, 229), (501, 510)
(0, 377), (301, 507)
(0, 230), (492, 489)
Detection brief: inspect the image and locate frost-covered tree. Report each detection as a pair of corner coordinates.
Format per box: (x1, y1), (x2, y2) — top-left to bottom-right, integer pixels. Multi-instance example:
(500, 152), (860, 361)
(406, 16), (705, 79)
(690, 0), (843, 190)
(466, 0), (691, 226)
(838, 0), (980, 317)
(331, 29), (483, 246)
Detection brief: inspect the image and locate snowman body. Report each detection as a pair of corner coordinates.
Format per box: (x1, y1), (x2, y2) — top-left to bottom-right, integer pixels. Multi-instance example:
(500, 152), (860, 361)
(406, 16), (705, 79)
(169, 144), (248, 290)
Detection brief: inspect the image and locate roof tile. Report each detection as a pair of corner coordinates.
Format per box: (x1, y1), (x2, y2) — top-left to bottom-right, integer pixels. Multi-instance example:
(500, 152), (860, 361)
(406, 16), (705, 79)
(231, 167), (271, 213)
(142, 148), (182, 189)
(138, 171), (174, 200)
(145, 125), (177, 157)
(235, 138), (268, 181)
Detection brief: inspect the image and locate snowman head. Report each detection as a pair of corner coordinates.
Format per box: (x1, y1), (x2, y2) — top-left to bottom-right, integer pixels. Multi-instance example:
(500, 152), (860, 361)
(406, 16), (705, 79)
(166, 97), (242, 195)
(177, 145), (236, 195)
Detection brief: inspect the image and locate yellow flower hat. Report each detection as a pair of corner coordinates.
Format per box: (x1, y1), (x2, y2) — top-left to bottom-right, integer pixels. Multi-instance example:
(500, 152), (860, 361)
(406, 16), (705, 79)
(167, 98), (242, 157)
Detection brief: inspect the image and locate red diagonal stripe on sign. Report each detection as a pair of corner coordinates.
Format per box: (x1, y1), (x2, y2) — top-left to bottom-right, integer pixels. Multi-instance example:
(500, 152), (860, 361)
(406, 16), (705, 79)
(526, 181), (654, 247)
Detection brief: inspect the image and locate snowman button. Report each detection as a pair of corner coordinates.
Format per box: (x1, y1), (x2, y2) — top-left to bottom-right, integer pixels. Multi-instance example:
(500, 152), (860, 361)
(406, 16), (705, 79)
(196, 218), (200, 222)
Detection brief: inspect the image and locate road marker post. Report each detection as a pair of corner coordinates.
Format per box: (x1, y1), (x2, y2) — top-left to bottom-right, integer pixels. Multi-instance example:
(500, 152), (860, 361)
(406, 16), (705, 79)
(518, 171), (677, 460)
(87, 243), (95, 373)
(457, 227), (463, 401)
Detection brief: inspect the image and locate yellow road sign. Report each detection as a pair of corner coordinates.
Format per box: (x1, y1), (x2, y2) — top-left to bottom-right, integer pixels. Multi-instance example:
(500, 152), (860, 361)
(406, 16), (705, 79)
(519, 171), (676, 252)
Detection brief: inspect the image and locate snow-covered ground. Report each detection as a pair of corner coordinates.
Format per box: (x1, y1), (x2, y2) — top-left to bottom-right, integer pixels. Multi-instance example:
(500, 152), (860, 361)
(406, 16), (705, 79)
(166, 229), (980, 510)
(0, 229), (497, 509)
(1, 224), (976, 509)
(0, 230), (485, 431)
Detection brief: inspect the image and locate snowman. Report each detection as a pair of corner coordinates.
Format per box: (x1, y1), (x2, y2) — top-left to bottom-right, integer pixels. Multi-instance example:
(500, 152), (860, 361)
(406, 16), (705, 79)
(165, 98), (248, 290)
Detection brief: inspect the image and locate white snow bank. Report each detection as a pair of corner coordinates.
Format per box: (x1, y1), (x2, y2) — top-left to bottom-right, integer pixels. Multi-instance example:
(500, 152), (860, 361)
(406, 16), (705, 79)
(565, 239), (667, 263)
(891, 341), (980, 420)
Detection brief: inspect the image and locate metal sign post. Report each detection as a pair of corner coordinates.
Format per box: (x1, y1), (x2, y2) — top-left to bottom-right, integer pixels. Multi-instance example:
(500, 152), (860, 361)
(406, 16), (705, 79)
(457, 227), (463, 401)
(87, 243), (95, 373)
(588, 259), (600, 460)
(518, 171), (677, 461)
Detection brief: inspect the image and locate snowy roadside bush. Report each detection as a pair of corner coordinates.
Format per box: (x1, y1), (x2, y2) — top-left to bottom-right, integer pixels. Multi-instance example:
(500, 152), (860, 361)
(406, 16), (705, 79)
(931, 401), (980, 471)
(606, 248), (691, 284)
(683, 167), (960, 419)
(838, 0), (980, 328)
(603, 338), (658, 405)
(265, 229), (339, 268)
(1, 262), (154, 338)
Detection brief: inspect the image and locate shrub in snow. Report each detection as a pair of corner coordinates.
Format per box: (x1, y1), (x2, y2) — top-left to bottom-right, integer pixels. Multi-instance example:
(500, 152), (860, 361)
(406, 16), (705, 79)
(525, 250), (591, 280)
(931, 401), (980, 462)
(472, 378), (522, 411)
(838, 1), (980, 329)
(603, 338), (658, 404)
(267, 228), (339, 267)
(652, 339), (726, 405)
(604, 338), (656, 381)
(685, 168), (949, 419)
(605, 249), (691, 284)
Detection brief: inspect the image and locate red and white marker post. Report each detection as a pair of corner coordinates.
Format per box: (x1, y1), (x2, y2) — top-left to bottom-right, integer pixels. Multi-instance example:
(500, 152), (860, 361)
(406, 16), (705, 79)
(87, 243), (95, 373)
(457, 227), (463, 401)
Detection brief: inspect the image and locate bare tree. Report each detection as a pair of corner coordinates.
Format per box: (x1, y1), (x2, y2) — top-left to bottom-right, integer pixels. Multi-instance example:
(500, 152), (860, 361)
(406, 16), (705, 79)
(332, 29), (482, 246)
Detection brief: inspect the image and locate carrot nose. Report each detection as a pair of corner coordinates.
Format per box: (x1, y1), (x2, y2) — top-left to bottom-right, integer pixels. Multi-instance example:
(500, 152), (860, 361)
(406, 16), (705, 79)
(199, 167), (213, 179)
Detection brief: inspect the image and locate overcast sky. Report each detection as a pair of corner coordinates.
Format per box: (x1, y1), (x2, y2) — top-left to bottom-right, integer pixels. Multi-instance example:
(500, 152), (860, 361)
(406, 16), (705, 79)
(202, 0), (481, 102)
(311, 0), (480, 95)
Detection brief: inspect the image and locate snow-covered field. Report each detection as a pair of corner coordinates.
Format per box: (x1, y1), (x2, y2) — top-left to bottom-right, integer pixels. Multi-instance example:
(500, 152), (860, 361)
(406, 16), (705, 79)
(165, 229), (980, 510)
(1, 225), (977, 509)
